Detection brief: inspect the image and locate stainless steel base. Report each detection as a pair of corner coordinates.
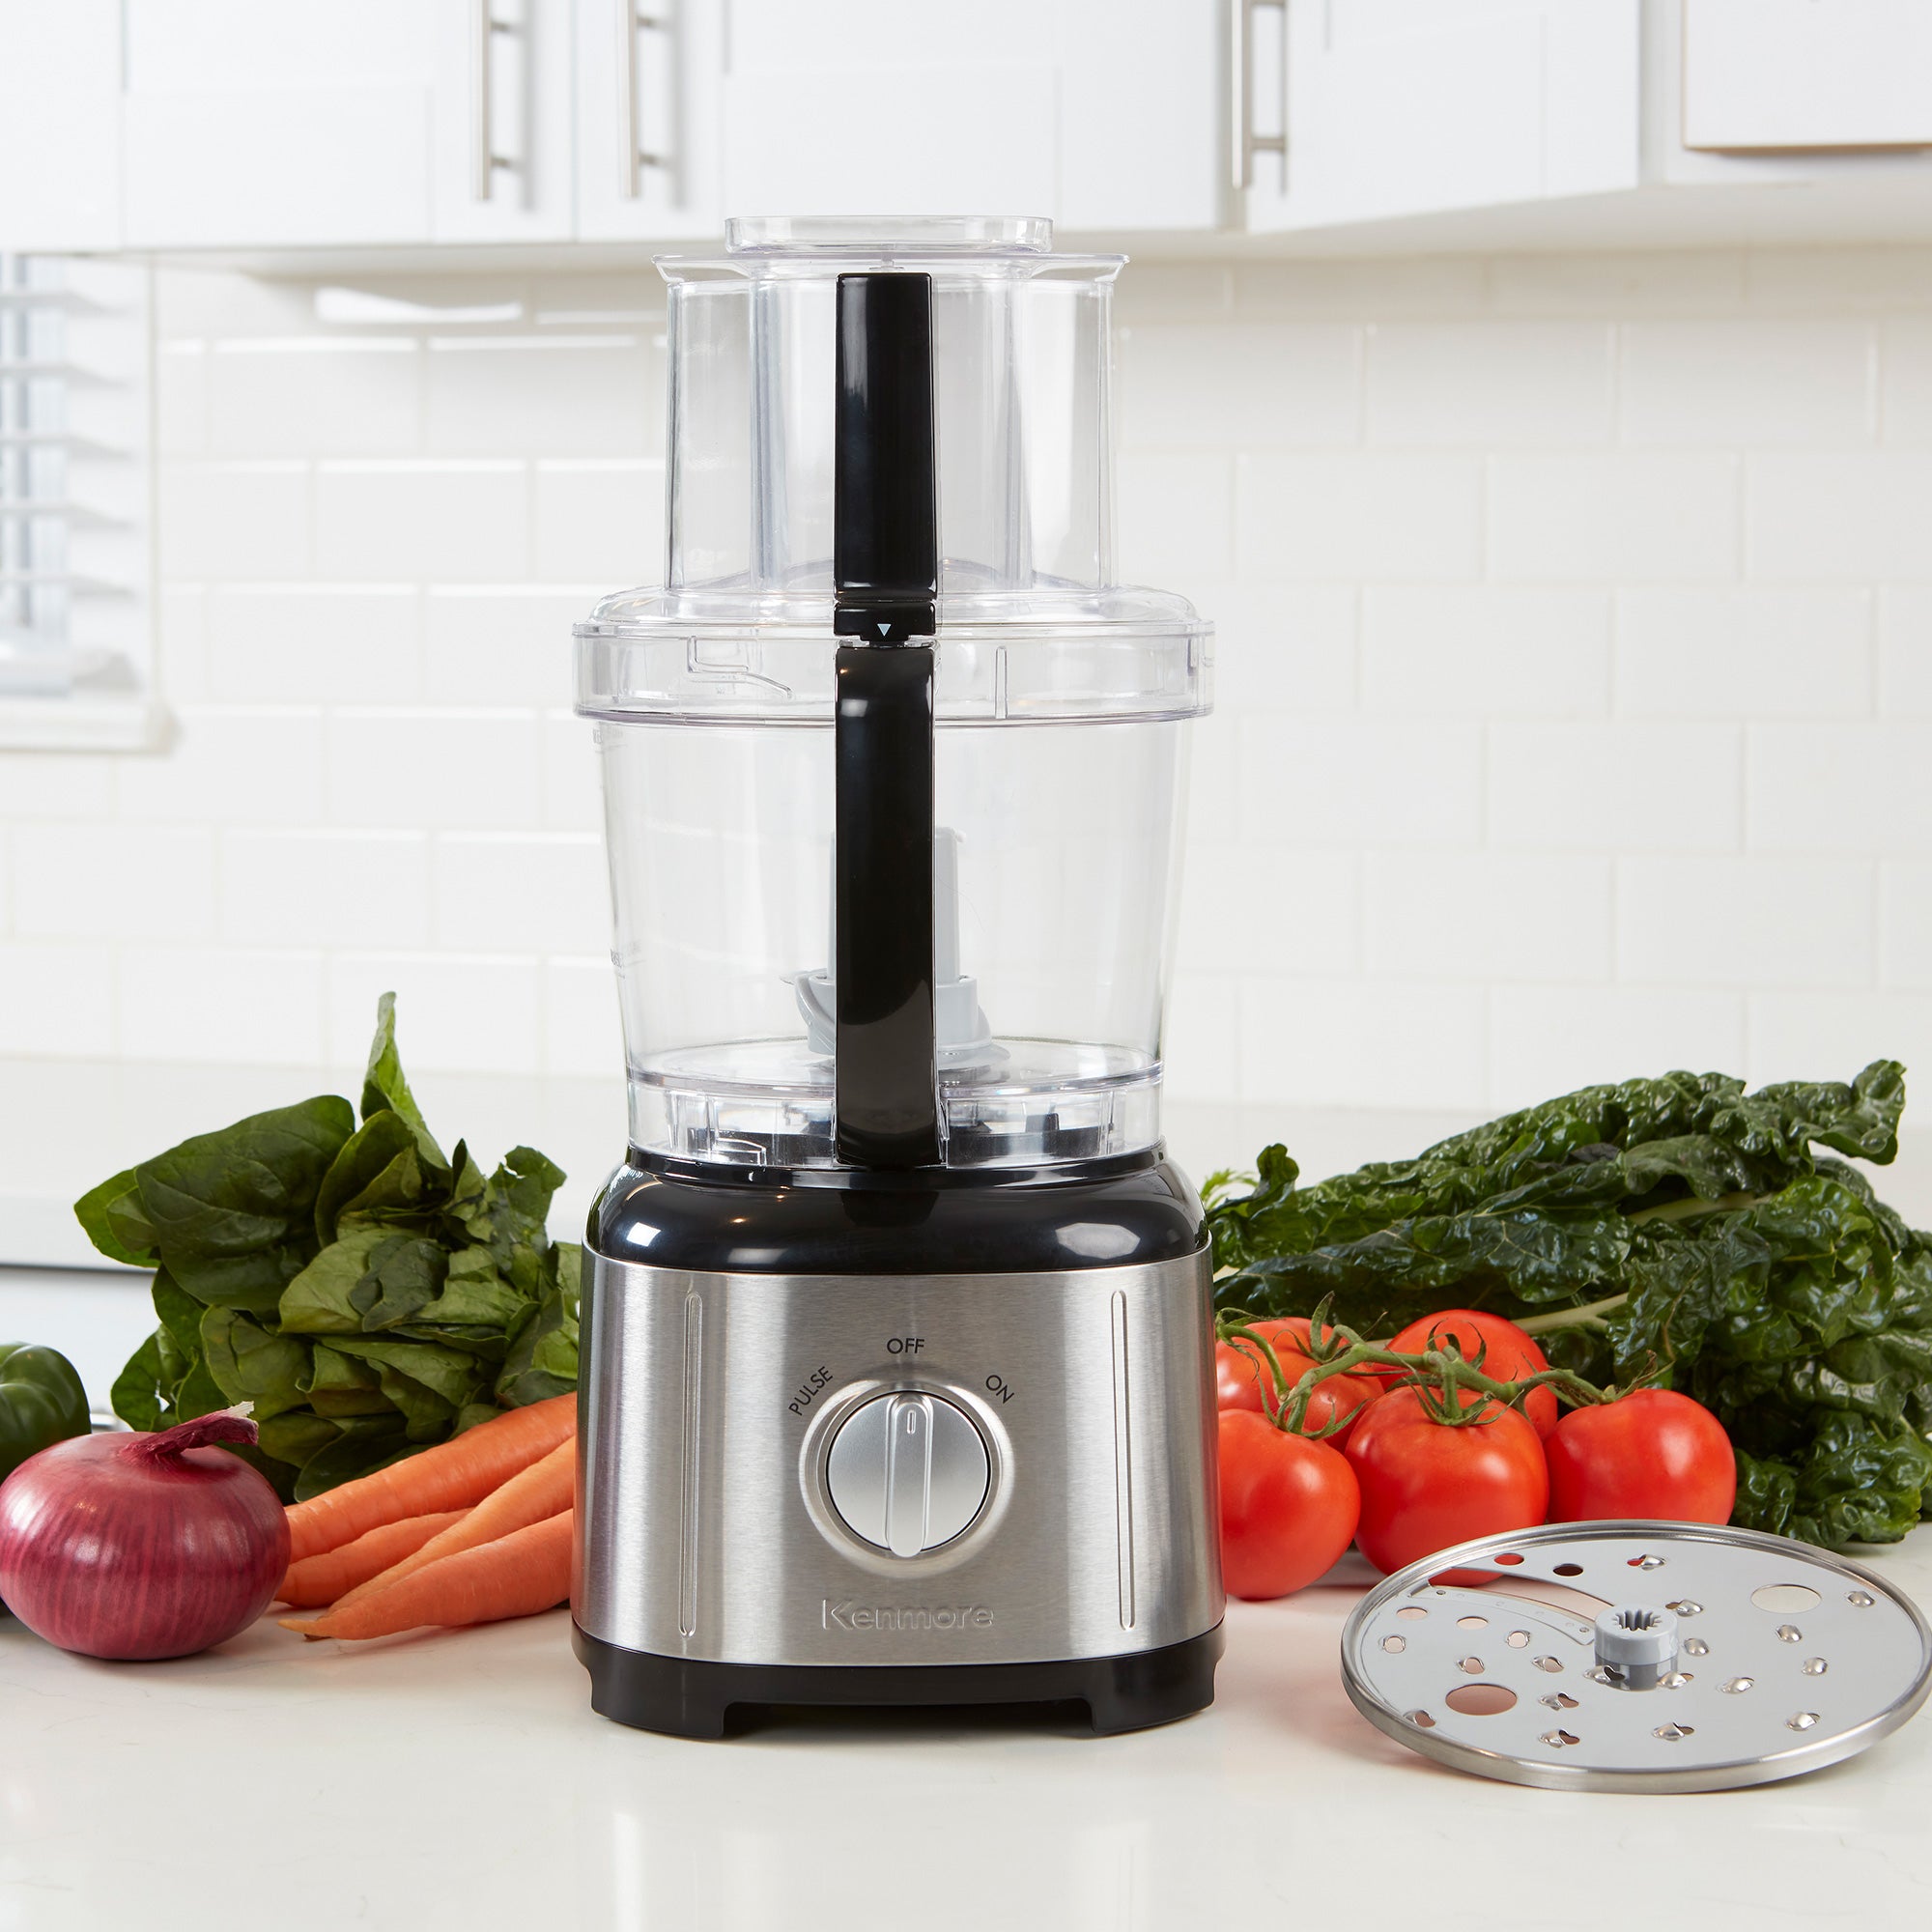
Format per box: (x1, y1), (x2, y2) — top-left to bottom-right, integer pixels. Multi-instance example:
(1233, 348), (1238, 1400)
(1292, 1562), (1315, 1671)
(573, 1247), (1224, 1677)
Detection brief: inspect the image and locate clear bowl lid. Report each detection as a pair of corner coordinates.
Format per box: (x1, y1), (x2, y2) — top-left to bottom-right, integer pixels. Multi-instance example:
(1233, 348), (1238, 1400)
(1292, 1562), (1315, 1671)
(579, 215), (1211, 725)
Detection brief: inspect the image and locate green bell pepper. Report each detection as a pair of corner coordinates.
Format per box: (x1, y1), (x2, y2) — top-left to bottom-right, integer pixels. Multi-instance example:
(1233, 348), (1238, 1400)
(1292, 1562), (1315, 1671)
(0, 1342), (91, 1488)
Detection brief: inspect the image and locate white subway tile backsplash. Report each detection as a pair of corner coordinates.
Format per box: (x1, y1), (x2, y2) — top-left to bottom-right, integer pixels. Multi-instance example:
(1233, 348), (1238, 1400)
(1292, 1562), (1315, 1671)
(542, 955), (623, 1077)
(156, 584), (212, 704)
(1746, 990), (1932, 1087)
(1207, 583), (1357, 716)
(540, 713), (605, 834)
(1488, 454), (1739, 582)
(1234, 257), (1488, 318)
(0, 752), (113, 822)
(1236, 453), (1483, 582)
(1620, 320), (1875, 446)
(1365, 321), (1612, 446)
(316, 461), (528, 582)
(431, 832), (609, 955)
(1240, 718), (1483, 848)
(1364, 853), (1613, 981)
(0, 943), (116, 1056)
(156, 341), (209, 457)
(119, 945), (326, 1064)
(1880, 862), (1932, 988)
(1877, 587), (1932, 715)
(1747, 724), (1932, 853)
(326, 710), (543, 831)
(1180, 842), (1359, 977)
(325, 952), (541, 1074)
(158, 461), (311, 580)
(425, 337), (656, 459)
(424, 587), (583, 707)
(13, 252), (1932, 1151)
(207, 585), (421, 705)
(1362, 586), (1609, 717)
(531, 460), (665, 584)
(1747, 453), (1932, 580)
(1121, 324), (1360, 448)
(1119, 452), (1235, 582)
(1879, 320), (1932, 443)
(1614, 587), (1873, 719)
(220, 830), (432, 950)
(209, 339), (422, 457)
(1489, 986), (1746, 1107)
(115, 708), (325, 827)
(1488, 723), (1743, 852)
(1617, 857), (1874, 987)
(1489, 251), (1747, 315)
(1240, 977), (1487, 1110)
(12, 824), (216, 943)
(1161, 973), (1240, 1103)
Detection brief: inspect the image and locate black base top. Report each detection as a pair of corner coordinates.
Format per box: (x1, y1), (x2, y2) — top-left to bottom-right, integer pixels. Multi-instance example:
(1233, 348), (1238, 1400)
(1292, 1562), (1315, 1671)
(574, 1623), (1224, 1741)
(589, 1153), (1206, 1276)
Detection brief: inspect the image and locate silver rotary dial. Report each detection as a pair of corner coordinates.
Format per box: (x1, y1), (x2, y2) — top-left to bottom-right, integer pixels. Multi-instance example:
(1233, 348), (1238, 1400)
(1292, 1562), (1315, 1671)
(825, 1390), (990, 1557)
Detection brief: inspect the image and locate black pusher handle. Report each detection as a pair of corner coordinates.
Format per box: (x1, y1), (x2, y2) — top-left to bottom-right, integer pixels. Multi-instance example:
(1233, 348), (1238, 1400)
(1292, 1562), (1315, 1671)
(832, 272), (940, 1169)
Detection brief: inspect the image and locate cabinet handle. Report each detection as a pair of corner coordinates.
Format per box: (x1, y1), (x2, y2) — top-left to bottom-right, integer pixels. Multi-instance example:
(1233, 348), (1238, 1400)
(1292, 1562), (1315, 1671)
(1233, 0), (1289, 193)
(470, 2), (514, 201)
(617, 3), (668, 199)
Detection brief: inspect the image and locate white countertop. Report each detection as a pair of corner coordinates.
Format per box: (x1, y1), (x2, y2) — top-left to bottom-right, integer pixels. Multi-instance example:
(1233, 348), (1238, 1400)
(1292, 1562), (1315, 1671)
(5, 1531), (1929, 1932)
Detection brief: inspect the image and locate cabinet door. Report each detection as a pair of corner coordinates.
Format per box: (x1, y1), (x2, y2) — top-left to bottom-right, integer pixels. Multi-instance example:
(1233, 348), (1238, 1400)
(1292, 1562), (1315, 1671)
(1055, 0), (1222, 231)
(1684, 0), (1932, 151)
(716, 0), (1221, 232)
(575, 0), (725, 241)
(721, 1), (1055, 220)
(1244, 0), (1639, 233)
(121, 0), (570, 249)
(0, 1), (122, 249)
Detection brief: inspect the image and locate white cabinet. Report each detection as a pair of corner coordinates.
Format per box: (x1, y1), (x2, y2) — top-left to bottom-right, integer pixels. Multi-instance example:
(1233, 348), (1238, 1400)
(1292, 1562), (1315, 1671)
(1683, 0), (1932, 152)
(119, 0), (573, 249)
(1242, 0), (1640, 234)
(717, 1), (1219, 232)
(0, 0), (122, 250)
(575, 0), (725, 241)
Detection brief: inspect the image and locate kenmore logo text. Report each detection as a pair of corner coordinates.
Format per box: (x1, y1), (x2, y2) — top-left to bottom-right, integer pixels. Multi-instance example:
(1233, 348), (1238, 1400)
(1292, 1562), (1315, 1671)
(822, 1600), (994, 1632)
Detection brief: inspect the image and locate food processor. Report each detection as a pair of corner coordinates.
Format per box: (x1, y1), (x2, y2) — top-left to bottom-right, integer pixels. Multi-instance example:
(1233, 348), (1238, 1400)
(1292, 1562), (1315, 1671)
(571, 216), (1221, 1738)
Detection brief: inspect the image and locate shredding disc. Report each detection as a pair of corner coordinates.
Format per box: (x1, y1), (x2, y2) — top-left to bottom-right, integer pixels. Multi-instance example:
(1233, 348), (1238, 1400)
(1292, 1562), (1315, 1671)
(1340, 1520), (1932, 1793)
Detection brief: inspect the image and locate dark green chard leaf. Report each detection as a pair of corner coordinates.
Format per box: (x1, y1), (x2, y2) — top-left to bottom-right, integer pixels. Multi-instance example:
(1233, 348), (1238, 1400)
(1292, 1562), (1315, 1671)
(496, 1243), (582, 1407)
(1211, 1062), (1932, 1550)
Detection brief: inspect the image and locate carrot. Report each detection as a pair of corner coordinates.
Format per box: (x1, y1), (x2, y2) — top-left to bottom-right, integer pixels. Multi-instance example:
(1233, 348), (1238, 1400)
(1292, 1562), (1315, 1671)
(283, 1393), (576, 1564)
(329, 1437), (574, 1613)
(281, 1509), (574, 1641)
(277, 1509), (470, 1608)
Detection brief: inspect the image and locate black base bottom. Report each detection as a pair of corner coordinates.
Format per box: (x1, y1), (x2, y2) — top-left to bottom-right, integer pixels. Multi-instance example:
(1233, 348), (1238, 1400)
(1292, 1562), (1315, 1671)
(573, 1623), (1225, 1741)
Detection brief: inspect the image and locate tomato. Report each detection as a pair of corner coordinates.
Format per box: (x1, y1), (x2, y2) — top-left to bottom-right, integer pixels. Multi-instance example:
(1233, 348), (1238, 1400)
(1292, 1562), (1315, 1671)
(1545, 1388), (1736, 1525)
(1346, 1386), (1548, 1575)
(1380, 1308), (1558, 1440)
(1215, 1319), (1377, 1446)
(1217, 1409), (1361, 1600)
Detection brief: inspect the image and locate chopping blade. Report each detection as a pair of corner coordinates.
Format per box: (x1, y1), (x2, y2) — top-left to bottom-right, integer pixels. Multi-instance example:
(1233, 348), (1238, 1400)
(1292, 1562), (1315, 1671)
(1339, 1520), (1932, 1793)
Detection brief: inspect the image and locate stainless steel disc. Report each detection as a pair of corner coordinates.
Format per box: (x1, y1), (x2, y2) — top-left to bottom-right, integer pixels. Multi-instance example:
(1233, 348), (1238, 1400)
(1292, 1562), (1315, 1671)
(1340, 1520), (1932, 1793)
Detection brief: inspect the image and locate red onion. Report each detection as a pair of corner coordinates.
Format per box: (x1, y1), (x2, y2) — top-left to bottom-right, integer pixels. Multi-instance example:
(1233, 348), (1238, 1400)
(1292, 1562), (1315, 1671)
(0, 1413), (289, 1661)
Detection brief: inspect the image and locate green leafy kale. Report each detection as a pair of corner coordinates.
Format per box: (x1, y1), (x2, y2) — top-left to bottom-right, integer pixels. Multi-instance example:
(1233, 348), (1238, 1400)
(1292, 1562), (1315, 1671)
(82, 994), (581, 1500)
(1207, 1062), (1932, 1549)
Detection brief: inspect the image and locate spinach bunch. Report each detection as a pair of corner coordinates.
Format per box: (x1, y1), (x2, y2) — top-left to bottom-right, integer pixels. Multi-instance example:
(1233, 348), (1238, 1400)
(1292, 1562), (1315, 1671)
(1207, 1062), (1932, 1549)
(76, 995), (581, 1502)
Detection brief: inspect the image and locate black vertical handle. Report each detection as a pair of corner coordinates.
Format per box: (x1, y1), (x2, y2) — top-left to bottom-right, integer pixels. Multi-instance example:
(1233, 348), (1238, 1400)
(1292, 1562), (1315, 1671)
(832, 272), (940, 1170)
